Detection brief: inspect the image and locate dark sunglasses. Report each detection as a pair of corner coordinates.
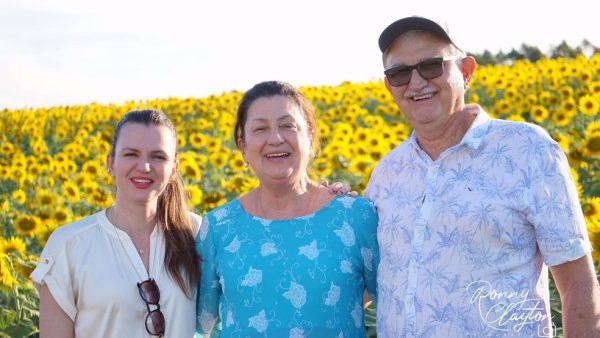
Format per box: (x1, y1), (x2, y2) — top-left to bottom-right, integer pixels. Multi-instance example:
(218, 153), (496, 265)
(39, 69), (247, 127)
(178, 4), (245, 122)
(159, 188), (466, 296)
(137, 278), (165, 337)
(384, 55), (462, 87)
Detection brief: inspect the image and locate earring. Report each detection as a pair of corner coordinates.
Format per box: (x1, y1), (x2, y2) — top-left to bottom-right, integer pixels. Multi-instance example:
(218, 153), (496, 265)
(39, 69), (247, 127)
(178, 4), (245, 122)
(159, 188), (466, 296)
(244, 161), (249, 168)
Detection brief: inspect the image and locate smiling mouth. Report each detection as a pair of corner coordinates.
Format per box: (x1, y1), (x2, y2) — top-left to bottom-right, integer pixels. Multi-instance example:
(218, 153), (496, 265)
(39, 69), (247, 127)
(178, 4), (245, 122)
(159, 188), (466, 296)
(411, 92), (435, 101)
(131, 178), (152, 184)
(266, 152), (291, 158)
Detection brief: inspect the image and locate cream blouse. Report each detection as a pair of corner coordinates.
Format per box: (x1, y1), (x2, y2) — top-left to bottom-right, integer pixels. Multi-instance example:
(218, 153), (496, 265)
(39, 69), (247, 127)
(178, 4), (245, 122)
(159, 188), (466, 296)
(30, 209), (201, 338)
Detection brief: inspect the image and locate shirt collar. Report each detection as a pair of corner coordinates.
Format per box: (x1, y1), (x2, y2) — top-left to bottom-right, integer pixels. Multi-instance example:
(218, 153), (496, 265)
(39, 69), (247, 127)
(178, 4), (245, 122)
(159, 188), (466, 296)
(461, 104), (490, 150)
(407, 104), (491, 152)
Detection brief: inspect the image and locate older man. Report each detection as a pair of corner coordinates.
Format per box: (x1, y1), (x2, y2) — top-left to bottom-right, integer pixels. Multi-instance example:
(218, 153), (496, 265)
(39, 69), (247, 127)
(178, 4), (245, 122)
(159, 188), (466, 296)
(365, 16), (600, 337)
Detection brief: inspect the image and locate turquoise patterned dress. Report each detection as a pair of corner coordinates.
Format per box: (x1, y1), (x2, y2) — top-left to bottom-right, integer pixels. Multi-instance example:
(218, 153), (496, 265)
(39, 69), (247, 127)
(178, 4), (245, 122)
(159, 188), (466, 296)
(196, 196), (379, 338)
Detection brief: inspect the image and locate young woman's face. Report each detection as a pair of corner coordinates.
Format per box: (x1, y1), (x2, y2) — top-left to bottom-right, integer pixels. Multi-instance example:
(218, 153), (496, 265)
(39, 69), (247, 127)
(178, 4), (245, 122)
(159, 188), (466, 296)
(107, 123), (178, 206)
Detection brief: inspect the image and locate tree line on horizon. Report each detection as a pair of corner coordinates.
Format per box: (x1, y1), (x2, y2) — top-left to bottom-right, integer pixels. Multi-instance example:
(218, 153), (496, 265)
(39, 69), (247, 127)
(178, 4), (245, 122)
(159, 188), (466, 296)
(468, 39), (599, 65)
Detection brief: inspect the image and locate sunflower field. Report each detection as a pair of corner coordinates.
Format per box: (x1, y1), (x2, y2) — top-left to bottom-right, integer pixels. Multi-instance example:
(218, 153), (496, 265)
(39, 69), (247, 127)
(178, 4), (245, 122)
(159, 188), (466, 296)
(1, 53), (600, 337)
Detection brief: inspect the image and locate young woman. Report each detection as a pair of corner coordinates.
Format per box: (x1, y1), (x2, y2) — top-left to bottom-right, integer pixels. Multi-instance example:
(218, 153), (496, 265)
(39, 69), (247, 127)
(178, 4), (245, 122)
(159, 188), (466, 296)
(31, 109), (200, 338)
(196, 81), (379, 337)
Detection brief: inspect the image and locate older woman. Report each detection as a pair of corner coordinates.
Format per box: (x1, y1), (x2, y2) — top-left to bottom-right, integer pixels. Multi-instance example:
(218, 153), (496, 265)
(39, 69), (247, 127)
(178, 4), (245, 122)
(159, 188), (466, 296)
(196, 81), (379, 337)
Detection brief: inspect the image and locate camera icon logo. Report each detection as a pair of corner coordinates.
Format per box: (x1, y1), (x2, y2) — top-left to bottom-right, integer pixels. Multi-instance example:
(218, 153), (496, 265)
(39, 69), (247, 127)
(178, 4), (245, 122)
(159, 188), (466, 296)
(537, 321), (557, 337)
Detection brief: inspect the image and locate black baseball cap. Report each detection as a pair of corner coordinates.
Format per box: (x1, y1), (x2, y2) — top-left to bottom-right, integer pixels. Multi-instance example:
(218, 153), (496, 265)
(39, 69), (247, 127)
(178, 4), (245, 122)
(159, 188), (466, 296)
(378, 16), (462, 53)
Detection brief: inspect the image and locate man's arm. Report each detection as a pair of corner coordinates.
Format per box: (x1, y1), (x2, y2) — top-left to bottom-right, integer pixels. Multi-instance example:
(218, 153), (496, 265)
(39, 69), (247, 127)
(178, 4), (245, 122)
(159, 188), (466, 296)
(550, 254), (600, 337)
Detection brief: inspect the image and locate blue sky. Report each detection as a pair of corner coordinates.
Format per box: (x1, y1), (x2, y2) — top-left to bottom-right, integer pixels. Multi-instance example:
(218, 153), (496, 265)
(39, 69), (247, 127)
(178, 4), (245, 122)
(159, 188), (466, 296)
(2, 0), (598, 109)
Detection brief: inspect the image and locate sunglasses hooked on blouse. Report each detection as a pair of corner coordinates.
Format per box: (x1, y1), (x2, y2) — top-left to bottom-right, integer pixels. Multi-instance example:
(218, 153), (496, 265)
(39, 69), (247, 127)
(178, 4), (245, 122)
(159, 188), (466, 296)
(137, 278), (166, 337)
(384, 55), (462, 87)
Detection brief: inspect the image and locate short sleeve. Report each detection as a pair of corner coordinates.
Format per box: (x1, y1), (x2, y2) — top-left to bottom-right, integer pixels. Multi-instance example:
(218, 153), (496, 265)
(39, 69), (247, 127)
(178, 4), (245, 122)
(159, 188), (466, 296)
(30, 228), (77, 320)
(190, 212), (203, 238)
(527, 142), (592, 266)
(196, 214), (221, 336)
(354, 198), (380, 303)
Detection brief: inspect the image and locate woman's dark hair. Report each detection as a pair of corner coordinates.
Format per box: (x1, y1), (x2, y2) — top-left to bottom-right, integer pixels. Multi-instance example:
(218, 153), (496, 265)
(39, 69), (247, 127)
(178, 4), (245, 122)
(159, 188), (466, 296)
(234, 80), (320, 157)
(110, 109), (200, 298)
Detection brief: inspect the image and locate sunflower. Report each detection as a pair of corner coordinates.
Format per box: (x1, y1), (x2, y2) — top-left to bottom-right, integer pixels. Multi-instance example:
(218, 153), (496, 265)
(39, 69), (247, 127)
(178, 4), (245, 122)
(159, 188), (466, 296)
(177, 134), (187, 149)
(185, 185), (204, 207)
(76, 148), (90, 163)
(0, 254), (18, 289)
(14, 214), (42, 237)
(53, 207), (73, 225)
(349, 155), (373, 175)
(551, 133), (570, 152)
(323, 140), (352, 163)
(91, 188), (113, 208)
(18, 256), (38, 282)
(342, 113), (355, 124)
(586, 120), (600, 136)
(188, 132), (207, 149)
(578, 95), (599, 116)
(559, 86), (573, 99)
(37, 223), (58, 246)
(0, 165), (10, 179)
(570, 168), (583, 196)
(363, 115), (385, 129)
(207, 138), (222, 154)
(317, 121), (331, 141)
(209, 152), (228, 170)
(31, 139), (48, 155)
(37, 189), (60, 207)
(350, 144), (368, 156)
(203, 192), (227, 211)
(584, 197), (600, 233)
(11, 167), (26, 182)
(590, 231), (600, 263)
(312, 158), (332, 178)
(507, 114), (526, 122)
(581, 131), (600, 157)
(588, 81), (600, 97)
(1, 142), (15, 155)
(0, 237), (26, 257)
(180, 160), (202, 181)
(530, 105), (549, 123)
(27, 162), (42, 176)
(197, 118), (213, 130)
(11, 189), (26, 205)
(551, 109), (575, 127)
(561, 98), (578, 115)
(80, 178), (100, 194)
(367, 134), (386, 151)
(579, 69), (593, 83)
(354, 128), (369, 144)
(221, 174), (258, 194)
(334, 122), (354, 139)
(82, 159), (103, 176)
(229, 152), (247, 173)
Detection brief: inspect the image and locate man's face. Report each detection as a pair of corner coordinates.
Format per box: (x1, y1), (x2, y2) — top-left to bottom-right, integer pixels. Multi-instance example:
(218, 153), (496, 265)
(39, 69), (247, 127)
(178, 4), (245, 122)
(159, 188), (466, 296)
(383, 31), (469, 134)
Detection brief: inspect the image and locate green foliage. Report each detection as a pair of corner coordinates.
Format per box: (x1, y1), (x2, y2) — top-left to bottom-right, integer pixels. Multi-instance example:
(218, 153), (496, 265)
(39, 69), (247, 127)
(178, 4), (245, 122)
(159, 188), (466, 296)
(470, 40), (600, 65)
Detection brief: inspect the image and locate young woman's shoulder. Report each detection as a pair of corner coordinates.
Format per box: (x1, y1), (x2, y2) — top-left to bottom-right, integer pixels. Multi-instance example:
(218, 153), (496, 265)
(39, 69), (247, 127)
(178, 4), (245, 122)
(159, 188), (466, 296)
(46, 210), (106, 247)
(189, 212), (203, 237)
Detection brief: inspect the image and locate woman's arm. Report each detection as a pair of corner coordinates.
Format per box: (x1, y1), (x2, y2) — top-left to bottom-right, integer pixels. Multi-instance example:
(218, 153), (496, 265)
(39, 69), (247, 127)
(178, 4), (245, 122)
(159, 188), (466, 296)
(38, 284), (74, 338)
(196, 215), (221, 336)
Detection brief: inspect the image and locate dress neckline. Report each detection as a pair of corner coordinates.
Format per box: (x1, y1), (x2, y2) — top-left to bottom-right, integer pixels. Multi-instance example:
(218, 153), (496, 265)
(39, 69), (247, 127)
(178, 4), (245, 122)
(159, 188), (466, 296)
(234, 195), (343, 222)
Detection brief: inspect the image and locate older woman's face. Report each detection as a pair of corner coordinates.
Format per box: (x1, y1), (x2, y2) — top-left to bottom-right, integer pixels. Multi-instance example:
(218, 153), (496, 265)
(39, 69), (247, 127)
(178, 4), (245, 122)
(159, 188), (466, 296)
(239, 95), (313, 185)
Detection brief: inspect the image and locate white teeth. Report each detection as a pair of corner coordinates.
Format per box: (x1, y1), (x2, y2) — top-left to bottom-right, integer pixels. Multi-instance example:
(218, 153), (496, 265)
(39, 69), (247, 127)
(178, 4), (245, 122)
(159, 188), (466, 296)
(412, 92), (435, 101)
(266, 152), (290, 158)
(132, 178), (151, 184)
